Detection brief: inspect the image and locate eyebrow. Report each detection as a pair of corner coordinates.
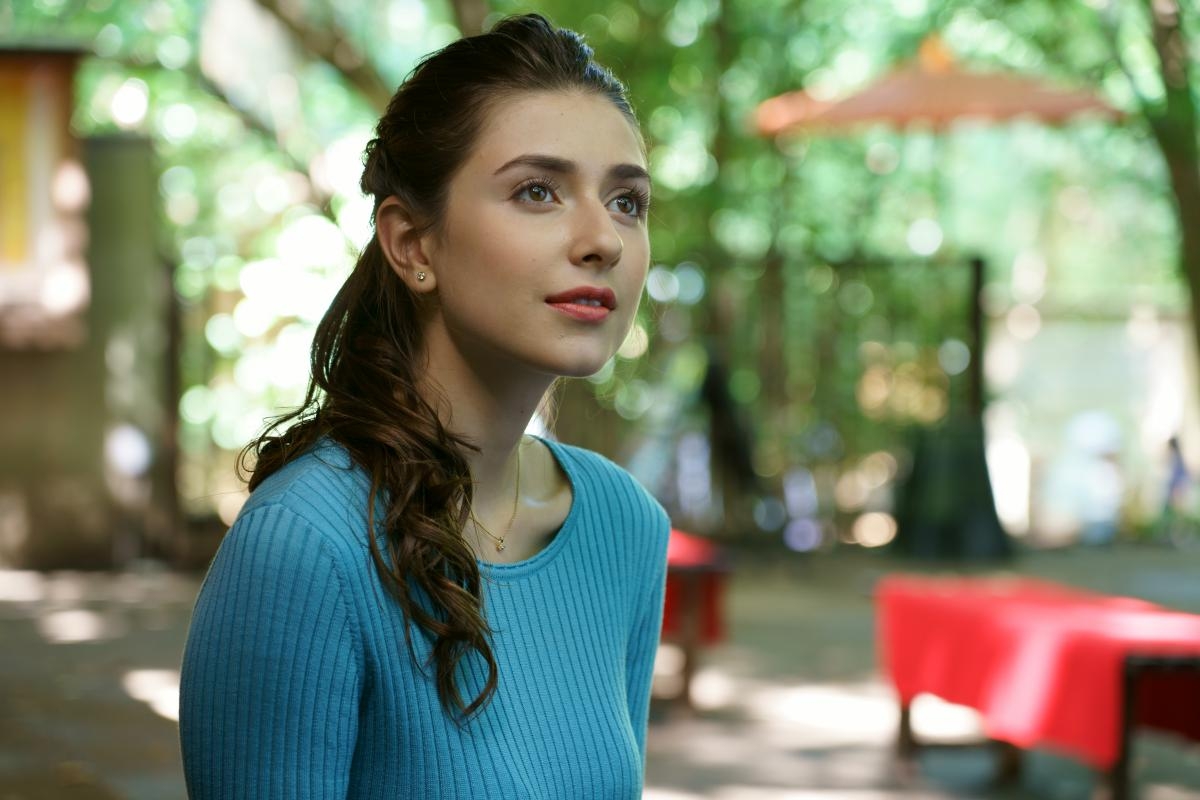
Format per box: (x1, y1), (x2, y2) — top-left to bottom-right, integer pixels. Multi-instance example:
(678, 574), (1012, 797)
(493, 154), (651, 184)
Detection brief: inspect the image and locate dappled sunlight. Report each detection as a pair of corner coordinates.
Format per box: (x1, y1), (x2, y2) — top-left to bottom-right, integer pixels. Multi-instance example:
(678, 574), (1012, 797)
(0, 569), (198, 650)
(653, 641), (688, 698)
(5, 0), (1200, 796)
(744, 681), (898, 747)
(704, 790), (944, 799)
(650, 671), (902, 763)
(691, 666), (739, 710)
(1145, 786), (1200, 800)
(0, 569), (46, 602)
(645, 789), (706, 800)
(36, 607), (126, 643)
(908, 694), (986, 743)
(122, 668), (181, 722)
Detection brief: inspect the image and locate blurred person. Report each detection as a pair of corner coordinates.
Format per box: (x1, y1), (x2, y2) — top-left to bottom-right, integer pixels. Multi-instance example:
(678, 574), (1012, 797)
(1164, 435), (1190, 515)
(1078, 450), (1124, 546)
(178, 14), (668, 799)
(1040, 410), (1125, 546)
(1156, 435), (1199, 549)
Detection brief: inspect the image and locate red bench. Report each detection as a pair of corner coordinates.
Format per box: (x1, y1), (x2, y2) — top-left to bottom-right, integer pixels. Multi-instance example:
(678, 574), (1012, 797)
(877, 575), (1200, 798)
(660, 529), (727, 709)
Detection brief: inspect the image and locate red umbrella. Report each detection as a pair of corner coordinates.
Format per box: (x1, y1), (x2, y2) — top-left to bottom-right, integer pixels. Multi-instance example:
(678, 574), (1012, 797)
(753, 36), (1122, 560)
(753, 89), (831, 138)
(753, 35), (1123, 417)
(756, 36), (1121, 136)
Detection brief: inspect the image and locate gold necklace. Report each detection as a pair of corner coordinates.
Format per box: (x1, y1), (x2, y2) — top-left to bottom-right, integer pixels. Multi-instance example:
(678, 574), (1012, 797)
(470, 438), (522, 553)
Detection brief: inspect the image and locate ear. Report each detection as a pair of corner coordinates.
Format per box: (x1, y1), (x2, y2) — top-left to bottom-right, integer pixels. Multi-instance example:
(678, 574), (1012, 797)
(376, 196), (437, 294)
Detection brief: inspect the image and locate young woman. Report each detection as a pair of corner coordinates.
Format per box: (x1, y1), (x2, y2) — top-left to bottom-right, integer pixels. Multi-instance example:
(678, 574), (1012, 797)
(178, 14), (670, 799)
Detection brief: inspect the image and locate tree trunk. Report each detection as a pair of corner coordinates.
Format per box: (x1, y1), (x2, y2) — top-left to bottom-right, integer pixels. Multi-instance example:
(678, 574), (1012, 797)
(1142, 0), (1200, 383)
(447, 0), (489, 37)
(252, 0), (392, 110)
(704, 0), (756, 535)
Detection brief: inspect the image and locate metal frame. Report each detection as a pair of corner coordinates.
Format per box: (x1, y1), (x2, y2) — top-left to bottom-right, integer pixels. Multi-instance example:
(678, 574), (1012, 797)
(1110, 654), (1200, 800)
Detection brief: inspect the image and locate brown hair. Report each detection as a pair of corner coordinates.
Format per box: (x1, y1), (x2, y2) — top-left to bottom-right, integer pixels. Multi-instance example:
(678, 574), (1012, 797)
(240, 14), (640, 720)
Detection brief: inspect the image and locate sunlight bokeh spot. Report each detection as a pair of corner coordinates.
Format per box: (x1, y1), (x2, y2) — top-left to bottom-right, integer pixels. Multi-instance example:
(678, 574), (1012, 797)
(156, 35), (192, 70)
(216, 491), (248, 527)
(673, 263), (706, 305)
(1006, 303), (1041, 340)
(160, 103), (198, 143)
(905, 218), (942, 256)
(647, 266), (680, 303)
(122, 669), (181, 722)
(233, 296), (276, 339)
(40, 261), (89, 315)
(0, 570), (46, 603)
(204, 313), (242, 354)
(276, 215), (348, 271)
(37, 609), (122, 644)
(111, 78), (149, 129)
(853, 512), (897, 547)
(619, 323), (650, 360)
(937, 338), (970, 375)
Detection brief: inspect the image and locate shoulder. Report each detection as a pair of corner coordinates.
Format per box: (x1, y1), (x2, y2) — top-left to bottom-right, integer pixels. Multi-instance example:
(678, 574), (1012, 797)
(198, 446), (372, 650)
(187, 447), (369, 696)
(545, 438), (670, 545)
(236, 438), (373, 553)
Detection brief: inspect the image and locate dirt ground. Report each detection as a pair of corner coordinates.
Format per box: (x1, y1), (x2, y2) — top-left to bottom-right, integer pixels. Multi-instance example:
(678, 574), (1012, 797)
(1, 543), (1199, 799)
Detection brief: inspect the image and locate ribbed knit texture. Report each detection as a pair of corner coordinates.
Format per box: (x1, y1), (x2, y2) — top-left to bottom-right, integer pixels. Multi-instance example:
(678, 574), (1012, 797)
(179, 437), (670, 799)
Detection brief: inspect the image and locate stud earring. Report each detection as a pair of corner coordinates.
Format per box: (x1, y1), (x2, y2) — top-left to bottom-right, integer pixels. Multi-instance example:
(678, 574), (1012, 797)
(416, 271), (427, 282)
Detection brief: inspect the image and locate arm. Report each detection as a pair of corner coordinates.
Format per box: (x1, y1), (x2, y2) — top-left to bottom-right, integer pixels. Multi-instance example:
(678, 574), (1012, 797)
(179, 504), (363, 799)
(625, 513), (669, 763)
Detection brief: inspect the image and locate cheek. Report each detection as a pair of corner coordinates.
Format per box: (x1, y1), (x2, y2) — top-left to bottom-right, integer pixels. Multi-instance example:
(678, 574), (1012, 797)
(627, 255), (651, 295)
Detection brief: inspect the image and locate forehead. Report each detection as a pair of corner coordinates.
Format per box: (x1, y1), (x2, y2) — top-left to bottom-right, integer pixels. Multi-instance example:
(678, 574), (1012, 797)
(467, 90), (646, 172)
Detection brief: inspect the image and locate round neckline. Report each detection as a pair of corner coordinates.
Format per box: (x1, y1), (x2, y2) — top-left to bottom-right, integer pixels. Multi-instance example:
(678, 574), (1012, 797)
(476, 436), (579, 579)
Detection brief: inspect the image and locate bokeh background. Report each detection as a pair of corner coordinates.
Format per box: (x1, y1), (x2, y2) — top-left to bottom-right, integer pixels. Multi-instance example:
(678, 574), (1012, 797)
(3, 0), (1200, 798)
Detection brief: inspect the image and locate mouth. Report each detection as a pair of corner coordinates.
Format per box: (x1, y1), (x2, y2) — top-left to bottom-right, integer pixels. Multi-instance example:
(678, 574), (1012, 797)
(544, 286), (617, 310)
(545, 286), (616, 323)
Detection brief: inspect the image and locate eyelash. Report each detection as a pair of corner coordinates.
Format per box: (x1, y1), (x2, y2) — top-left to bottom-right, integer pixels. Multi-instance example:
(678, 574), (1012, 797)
(615, 187), (652, 220)
(512, 176), (651, 220)
(513, 176), (561, 204)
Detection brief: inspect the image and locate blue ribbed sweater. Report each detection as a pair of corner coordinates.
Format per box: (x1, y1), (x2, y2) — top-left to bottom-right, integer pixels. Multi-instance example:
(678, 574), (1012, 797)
(179, 437), (670, 799)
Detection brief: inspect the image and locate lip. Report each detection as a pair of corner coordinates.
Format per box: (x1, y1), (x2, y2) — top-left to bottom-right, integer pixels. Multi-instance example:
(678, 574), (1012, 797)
(545, 286), (617, 309)
(545, 286), (617, 323)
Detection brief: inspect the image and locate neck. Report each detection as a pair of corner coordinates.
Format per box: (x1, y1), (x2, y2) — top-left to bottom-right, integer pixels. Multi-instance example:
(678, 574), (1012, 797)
(416, 329), (552, 517)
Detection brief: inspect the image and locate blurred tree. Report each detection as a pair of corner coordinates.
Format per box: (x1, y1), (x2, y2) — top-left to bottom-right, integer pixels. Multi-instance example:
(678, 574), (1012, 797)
(3, 0), (1192, 545)
(1132, 0), (1200, 388)
(964, 0), (1200, 388)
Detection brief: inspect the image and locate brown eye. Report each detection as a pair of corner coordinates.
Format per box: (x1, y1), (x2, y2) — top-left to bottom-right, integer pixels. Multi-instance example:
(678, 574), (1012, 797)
(514, 179), (559, 204)
(609, 190), (648, 219)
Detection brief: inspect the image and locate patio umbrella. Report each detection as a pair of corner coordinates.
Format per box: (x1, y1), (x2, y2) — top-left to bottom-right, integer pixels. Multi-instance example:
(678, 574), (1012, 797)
(755, 35), (1121, 559)
(756, 36), (1120, 136)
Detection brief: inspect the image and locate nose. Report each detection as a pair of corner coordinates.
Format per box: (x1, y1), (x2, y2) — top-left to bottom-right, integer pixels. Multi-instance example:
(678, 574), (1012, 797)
(567, 200), (623, 269)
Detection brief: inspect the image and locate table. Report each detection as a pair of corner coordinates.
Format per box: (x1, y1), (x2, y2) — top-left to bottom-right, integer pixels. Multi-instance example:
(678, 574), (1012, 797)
(660, 529), (727, 708)
(877, 575), (1200, 798)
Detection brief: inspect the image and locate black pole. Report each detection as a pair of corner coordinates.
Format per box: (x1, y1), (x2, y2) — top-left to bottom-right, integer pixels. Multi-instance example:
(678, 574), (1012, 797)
(968, 256), (986, 418)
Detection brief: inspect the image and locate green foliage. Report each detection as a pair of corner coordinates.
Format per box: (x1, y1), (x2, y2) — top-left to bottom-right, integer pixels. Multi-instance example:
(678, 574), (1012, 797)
(4, 0), (1191, 522)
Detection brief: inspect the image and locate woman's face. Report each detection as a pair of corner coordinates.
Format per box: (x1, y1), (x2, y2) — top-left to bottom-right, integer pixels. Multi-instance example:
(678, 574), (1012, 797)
(419, 90), (651, 381)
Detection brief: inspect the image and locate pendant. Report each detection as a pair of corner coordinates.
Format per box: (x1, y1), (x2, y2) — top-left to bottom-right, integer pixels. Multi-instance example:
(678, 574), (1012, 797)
(496, 540), (506, 552)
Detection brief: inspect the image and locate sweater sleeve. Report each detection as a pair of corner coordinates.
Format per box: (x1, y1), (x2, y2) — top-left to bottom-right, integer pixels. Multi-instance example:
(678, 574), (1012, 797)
(624, 511), (670, 762)
(179, 503), (363, 799)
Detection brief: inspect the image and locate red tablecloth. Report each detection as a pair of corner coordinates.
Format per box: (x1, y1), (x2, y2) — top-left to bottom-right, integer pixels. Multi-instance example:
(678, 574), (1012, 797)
(878, 575), (1200, 768)
(661, 529), (726, 645)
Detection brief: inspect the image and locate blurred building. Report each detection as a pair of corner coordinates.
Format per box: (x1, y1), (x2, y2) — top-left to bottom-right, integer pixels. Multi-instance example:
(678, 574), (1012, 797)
(0, 45), (175, 567)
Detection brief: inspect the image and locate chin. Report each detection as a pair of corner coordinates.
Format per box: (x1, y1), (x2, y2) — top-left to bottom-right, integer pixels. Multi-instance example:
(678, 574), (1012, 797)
(555, 359), (613, 380)
(540, 348), (617, 380)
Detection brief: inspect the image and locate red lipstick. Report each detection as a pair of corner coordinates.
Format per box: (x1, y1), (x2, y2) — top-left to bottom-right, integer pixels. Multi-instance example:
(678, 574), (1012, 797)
(545, 286), (616, 322)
